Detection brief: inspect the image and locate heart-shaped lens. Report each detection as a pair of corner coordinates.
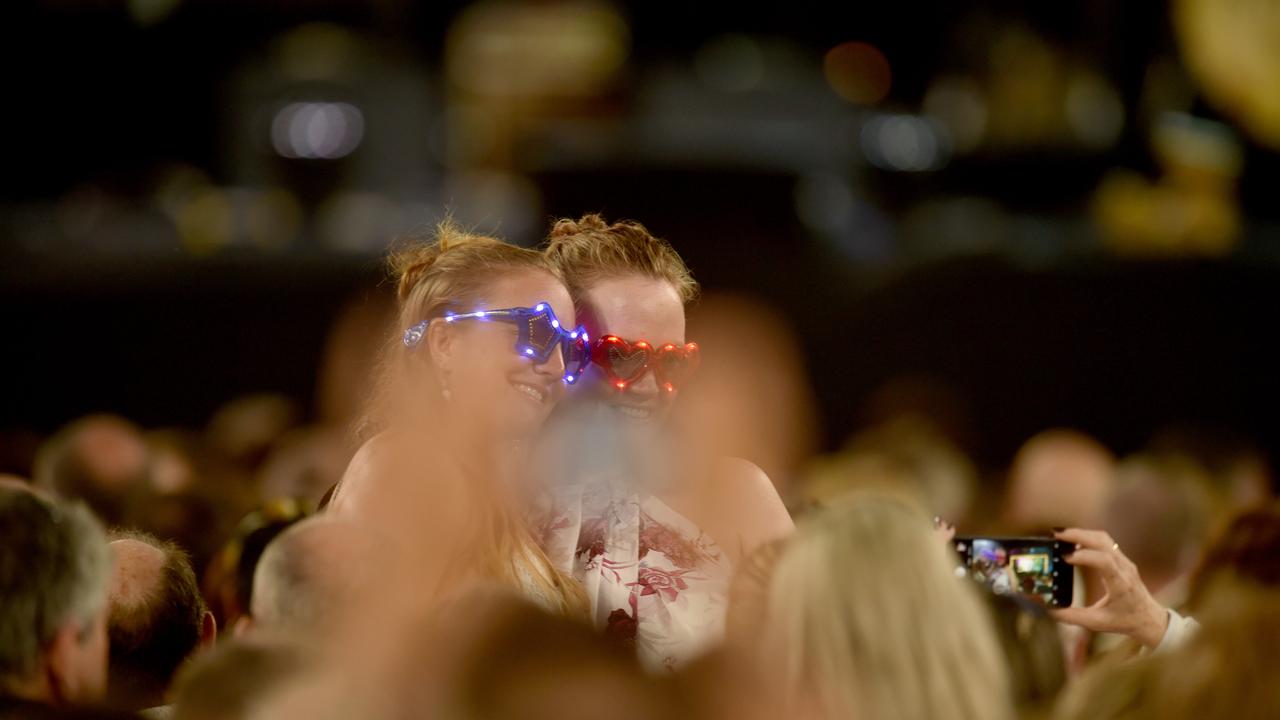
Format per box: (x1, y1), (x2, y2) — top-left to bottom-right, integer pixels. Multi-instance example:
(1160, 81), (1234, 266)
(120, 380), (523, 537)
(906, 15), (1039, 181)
(594, 336), (651, 384)
(654, 342), (700, 389)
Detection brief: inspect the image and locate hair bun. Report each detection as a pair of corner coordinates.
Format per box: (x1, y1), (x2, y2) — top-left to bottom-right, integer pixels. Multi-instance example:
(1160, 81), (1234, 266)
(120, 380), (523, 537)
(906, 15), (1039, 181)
(549, 213), (610, 239)
(390, 244), (443, 302)
(389, 221), (506, 301)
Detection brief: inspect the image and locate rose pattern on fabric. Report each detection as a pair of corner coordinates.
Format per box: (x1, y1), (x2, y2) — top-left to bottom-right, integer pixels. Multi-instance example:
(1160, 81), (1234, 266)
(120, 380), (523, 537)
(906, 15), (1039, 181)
(543, 479), (732, 672)
(628, 566), (698, 602)
(638, 512), (711, 569)
(604, 608), (638, 648)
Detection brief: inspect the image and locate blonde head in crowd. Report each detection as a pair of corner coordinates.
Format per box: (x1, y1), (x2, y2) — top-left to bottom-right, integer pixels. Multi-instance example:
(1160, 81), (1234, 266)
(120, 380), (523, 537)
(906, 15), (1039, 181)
(541, 213), (700, 428)
(761, 491), (1012, 720)
(360, 221), (564, 439)
(354, 221), (586, 617)
(543, 213), (699, 310)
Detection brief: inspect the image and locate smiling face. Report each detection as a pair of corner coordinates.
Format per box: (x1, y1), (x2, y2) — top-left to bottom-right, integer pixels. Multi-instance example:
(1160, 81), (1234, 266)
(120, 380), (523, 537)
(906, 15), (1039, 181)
(574, 275), (686, 424)
(429, 269), (577, 441)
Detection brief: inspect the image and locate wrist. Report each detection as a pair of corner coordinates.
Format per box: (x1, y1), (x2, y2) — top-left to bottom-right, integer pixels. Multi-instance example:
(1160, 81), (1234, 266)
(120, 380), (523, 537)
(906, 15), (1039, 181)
(1136, 604), (1170, 648)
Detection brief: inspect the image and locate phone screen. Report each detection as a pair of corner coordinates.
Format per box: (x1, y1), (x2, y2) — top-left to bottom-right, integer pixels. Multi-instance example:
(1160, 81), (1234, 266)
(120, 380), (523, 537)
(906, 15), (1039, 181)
(952, 536), (1073, 608)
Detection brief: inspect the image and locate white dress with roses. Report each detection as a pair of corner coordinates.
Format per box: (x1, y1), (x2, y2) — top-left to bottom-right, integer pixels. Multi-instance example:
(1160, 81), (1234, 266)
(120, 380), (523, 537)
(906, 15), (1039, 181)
(539, 477), (732, 672)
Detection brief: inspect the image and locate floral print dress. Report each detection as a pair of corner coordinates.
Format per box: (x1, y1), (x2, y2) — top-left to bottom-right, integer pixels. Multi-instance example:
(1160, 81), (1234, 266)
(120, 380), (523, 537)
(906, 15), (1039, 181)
(539, 477), (732, 672)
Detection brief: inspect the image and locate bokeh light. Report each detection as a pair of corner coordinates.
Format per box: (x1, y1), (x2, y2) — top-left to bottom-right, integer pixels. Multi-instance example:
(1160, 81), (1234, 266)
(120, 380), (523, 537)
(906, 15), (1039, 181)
(861, 114), (951, 172)
(923, 76), (988, 154)
(270, 102), (365, 160)
(824, 41), (892, 105)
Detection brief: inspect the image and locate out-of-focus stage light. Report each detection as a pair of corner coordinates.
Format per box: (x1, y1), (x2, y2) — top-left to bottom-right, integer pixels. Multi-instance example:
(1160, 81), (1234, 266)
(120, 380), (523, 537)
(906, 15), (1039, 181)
(270, 102), (364, 160)
(824, 41), (891, 105)
(1065, 72), (1125, 149)
(860, 114), (951, 172)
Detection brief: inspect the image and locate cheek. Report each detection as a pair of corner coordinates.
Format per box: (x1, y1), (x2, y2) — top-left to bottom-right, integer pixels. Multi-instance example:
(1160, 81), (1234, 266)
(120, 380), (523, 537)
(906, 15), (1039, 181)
(453, 350), (513, 398)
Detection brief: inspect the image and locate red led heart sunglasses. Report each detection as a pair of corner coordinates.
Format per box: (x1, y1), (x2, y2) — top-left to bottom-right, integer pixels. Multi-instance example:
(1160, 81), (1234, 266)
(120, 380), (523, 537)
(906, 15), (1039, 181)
(591, 335), (700, 393)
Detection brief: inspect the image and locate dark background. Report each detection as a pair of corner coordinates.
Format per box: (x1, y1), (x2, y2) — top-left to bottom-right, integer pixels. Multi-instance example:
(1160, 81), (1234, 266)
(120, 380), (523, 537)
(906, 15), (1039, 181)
(3, 0), (1277, 473)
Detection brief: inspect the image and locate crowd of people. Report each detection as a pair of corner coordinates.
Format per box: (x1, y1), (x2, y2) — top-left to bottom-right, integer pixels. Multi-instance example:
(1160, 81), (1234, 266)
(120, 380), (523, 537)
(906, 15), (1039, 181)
(2, 214), (1277, 719)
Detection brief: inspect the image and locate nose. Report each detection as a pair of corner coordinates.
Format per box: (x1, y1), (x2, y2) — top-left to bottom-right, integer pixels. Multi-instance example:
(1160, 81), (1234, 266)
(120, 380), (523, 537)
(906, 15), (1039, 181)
(626, 367), (660, 400)
(533, 344), (567, 379)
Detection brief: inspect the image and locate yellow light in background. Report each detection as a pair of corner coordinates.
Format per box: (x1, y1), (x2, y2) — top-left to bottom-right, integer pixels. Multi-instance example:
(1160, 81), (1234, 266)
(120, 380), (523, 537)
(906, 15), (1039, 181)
(245, 187), (303, 251)
(153, 164), (213, 220)
(447, 0), (631, 98)
(176, 188), (233, 256)
(1175, 0), (1280, 150)
(824, 41), (891, 105)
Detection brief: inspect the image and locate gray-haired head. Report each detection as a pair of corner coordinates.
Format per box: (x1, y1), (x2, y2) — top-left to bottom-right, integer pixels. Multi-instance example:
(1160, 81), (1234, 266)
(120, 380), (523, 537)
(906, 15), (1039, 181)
(0, 485), (112, 690)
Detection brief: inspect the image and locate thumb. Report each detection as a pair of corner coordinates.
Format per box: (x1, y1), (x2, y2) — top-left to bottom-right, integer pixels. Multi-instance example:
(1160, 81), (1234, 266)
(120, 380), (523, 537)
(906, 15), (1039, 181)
(1049, 605), (1100, 629)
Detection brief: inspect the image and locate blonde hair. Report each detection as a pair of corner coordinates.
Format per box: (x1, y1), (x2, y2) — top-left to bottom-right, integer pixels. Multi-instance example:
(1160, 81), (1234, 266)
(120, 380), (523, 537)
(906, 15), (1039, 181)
(762, 492), (1012, 720)
(543, 213), (699, 308)
(359, 222), (586, 618)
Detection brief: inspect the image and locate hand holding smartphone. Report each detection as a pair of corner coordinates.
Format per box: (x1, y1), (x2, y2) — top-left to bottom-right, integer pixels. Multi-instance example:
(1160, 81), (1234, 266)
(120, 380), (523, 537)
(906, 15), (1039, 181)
(952, 536), (1074, 608)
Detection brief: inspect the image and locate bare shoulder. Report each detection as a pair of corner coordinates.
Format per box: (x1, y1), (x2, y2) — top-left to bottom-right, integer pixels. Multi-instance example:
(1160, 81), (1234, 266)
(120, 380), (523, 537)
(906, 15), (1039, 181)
(330, 432), (398, 506)
(707, 457), (795, 558)
(330, 431), (465, 522)
(709, 458), (787, 511)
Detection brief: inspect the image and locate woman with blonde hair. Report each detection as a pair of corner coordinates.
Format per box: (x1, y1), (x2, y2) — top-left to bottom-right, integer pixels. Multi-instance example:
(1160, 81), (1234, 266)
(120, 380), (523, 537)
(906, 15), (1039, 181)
(761, 492), (1012, 720)
(326, 222), (588, 616)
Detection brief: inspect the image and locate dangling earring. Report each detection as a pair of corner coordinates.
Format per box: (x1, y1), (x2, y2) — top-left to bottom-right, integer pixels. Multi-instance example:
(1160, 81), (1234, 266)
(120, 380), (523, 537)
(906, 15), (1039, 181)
(439, 373), (453, 402)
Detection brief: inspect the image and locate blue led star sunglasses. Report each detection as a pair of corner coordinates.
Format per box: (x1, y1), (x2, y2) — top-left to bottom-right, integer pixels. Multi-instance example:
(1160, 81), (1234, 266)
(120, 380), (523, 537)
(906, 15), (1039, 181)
(401, 302), (591, 385)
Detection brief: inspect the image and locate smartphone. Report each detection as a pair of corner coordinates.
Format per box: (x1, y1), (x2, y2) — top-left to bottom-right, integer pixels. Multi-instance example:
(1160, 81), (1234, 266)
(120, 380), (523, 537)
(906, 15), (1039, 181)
(951, 536), (1073, 608)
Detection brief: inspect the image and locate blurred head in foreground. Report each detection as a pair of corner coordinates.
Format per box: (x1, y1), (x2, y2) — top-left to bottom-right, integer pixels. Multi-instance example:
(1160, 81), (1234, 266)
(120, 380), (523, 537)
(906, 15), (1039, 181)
(1055, 579), (1280, 720)
(0, 486), (112, 708)
(106, 531), (215, 712)
(447, 598), (675, 720)
(238, 516), (378, 639)
(1185, 500), (1280, 611)
(544, 213), (698, 426)
(761, 492), (1012, 720)
(170, 640), (310, 720)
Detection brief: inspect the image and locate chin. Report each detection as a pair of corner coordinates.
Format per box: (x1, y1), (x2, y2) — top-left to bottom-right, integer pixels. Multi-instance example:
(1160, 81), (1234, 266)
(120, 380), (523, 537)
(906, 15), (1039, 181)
(497, 398), (554, 438)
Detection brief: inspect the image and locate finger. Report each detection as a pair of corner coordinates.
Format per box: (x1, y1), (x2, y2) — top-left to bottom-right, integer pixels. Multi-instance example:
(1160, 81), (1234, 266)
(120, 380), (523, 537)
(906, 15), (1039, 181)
(1050, 605), (1106, 629)
(1053, 528), (1116, 552)
(1061, 548), (1118, 576)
